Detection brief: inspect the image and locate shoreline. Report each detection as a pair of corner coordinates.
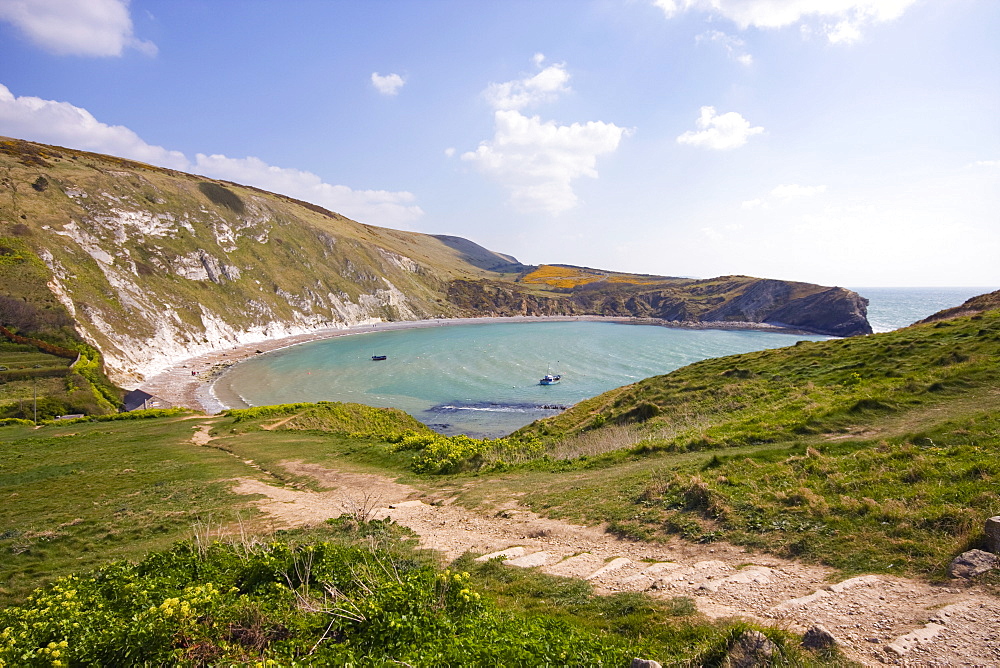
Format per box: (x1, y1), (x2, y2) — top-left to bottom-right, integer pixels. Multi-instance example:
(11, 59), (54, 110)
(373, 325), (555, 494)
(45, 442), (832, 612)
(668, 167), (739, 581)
(138, 315), (817, 414)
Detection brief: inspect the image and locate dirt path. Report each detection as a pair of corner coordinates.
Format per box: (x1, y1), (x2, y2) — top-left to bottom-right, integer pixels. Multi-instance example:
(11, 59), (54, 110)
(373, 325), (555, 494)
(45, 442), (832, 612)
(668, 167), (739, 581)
(229, 461), (1000, 667)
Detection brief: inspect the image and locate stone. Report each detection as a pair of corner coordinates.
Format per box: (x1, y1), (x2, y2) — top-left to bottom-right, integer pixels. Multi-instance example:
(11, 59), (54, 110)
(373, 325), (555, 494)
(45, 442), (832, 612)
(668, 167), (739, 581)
(474, 547), (526, 562)
(505, 551), (553, 568)
(985, 516), (1000, 554)
(801, 625), (839, 650)
(947, 549), (998, 578)
(724, 630), (777, 668)
(630, 659), (662, 668)
(886, 623), (945, 655)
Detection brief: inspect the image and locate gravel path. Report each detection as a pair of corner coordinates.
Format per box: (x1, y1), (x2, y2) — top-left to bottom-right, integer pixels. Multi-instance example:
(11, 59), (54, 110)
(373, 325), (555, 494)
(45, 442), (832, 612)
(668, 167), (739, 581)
(224, 457), (1000, 667)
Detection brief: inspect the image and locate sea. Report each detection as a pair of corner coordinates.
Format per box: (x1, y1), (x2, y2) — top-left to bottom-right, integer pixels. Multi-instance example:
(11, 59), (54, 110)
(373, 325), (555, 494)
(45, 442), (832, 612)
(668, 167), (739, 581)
(212, 287), (995, 437)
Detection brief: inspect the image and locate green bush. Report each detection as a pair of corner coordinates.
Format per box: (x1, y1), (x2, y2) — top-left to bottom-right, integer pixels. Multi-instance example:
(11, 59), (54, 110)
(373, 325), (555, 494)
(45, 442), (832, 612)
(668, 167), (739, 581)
(0, 530), (675, 666)
(389, 432), (545, 474)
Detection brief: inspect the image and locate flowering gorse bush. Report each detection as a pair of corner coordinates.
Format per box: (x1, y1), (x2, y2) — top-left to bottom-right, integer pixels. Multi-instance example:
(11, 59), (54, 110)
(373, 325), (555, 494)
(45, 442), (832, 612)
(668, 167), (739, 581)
(388, 432), (545, 473)
(0, 523), (645, 666)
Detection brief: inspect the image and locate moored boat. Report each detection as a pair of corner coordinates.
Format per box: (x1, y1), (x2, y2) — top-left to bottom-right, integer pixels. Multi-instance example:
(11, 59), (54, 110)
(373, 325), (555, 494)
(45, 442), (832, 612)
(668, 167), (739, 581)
(539, 373), (561, 385)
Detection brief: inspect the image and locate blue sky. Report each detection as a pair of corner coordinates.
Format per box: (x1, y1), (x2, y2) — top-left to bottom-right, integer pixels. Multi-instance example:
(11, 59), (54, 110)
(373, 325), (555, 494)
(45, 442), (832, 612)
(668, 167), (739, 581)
(0, 0), (997, 287)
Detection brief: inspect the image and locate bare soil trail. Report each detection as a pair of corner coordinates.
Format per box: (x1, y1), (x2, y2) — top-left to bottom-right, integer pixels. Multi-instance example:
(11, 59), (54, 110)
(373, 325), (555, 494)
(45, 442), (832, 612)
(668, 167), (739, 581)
(229, 460), (1000, 667)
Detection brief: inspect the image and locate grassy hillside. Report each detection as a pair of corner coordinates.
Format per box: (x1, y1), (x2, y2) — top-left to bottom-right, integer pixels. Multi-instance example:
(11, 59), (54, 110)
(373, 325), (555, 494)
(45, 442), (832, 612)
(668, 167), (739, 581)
(471, 307), (998, 576)
(3, 309), (996, 664)
(0, 410), (843, 666)
(518, 306), (1000, 450)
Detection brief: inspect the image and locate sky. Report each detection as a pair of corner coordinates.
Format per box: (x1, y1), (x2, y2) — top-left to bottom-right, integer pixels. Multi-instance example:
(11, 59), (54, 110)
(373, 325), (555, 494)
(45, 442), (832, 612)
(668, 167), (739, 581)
(0, 0), (997, 288)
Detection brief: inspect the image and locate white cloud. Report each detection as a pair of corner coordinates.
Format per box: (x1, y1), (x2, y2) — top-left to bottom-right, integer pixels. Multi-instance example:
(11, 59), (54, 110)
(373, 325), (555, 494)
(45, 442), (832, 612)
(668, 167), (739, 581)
(970, 160), (1000, 168)
(696, 30), (753, 65)
(742, 183), (827, 209)
(462, 109), (630, 215)
(676, 106), (763, 150)
(194, 154), (423, 228)
(0, 84), (187, 168)
(0, 83), (423, 227)
(653, 0), (919, 44)
(483, 54), (571, 111)
(0, 0), (155, 57)
(371, 72), (405, 96)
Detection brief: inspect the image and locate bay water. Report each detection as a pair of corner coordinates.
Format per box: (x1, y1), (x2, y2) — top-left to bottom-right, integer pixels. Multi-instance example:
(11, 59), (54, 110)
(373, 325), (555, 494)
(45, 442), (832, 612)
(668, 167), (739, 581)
(214, 287), (995, 437)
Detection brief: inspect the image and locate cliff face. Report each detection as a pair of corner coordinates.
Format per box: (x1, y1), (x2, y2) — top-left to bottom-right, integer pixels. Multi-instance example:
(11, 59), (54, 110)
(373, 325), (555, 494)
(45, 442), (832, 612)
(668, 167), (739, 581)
(0, 137), (872, 387)
(763, 287), (871, 337)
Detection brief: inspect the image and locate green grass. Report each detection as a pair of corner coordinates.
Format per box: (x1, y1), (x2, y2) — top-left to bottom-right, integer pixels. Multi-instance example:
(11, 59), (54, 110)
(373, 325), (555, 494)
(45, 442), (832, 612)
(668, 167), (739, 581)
(0, 415), (277, 606)
(519, 309), (1000, 452)
(0, 301), (997, 663)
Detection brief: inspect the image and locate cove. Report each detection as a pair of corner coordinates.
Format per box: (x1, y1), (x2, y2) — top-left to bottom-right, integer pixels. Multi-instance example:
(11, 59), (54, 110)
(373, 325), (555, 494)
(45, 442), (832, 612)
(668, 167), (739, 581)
(212, 320), (827, 437)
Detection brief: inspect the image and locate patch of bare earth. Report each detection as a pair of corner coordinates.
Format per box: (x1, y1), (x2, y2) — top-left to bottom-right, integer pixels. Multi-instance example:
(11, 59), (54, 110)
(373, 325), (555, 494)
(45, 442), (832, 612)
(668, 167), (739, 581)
(231, 461), (1000, 667)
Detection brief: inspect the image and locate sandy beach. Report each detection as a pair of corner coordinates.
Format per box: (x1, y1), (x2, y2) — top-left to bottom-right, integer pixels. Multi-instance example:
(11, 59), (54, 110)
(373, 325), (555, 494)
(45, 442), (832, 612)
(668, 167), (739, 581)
(137, 316), (631, 413)
(137, 315), (809, 414)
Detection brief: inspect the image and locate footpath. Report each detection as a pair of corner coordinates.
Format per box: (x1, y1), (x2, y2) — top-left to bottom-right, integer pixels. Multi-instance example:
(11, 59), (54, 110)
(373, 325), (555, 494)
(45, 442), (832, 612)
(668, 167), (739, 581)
(223, 457), (1000, 667)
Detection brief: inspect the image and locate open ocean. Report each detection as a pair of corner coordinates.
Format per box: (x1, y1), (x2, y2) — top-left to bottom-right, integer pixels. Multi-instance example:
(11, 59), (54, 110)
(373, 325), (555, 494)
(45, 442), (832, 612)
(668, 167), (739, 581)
(214, 286), (996, 437)
(852, 286), (996, 333)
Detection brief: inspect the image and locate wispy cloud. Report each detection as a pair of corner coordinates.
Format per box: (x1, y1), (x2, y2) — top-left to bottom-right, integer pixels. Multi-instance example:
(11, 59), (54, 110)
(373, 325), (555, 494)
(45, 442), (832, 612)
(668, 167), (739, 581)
(0, 83), (423, 226)
(371, 72), (405, 96)
(742, 183), (827, 209)
(0, 84), (186, 167)
(194, 154), (423, 227)
(654, 0), (919, 44)
(696, 30), (752, 65)
(483, 53), (571, 111)
(0, 0), (155, 57)
(677, 106), (763, 150)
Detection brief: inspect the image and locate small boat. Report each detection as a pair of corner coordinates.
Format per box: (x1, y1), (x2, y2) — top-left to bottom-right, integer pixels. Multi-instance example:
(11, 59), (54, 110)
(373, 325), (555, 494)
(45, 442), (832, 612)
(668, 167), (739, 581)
(371, 355), (387, 361)
(539, 373), (561, 385)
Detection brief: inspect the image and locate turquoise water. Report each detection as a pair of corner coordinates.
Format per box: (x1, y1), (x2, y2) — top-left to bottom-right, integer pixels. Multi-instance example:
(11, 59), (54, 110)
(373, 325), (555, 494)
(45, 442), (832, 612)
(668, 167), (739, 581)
(214, 321), (826, 437)
(215, 287), (996, 437)
(852, 287), (997, 333)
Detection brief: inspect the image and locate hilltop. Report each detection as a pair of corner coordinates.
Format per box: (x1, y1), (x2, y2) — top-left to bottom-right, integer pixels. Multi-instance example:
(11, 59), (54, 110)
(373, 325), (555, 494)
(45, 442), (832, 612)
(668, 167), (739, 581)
(0, 136), (869, 408)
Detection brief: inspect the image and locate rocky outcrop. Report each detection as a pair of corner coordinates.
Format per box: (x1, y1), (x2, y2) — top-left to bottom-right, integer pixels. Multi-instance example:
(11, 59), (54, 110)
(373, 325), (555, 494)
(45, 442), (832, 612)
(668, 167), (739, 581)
(763, 286), (872, 336)
(448, 278), (872, 337)
(948, 550), (997, 578)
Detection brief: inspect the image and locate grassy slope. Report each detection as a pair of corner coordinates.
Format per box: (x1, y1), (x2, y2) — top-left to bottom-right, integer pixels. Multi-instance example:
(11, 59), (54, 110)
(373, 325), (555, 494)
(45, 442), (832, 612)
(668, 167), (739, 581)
(455, 308), (996, 577)
(519, 309), (1000, 448)
(0, 412), (849, 667)
(0, 139), (487, 341)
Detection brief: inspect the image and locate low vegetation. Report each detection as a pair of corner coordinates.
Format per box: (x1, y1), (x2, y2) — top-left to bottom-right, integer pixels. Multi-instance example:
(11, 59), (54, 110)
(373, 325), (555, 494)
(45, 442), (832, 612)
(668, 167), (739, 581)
(520, 308), (1000, 451)
(2, 291), (997, 663)
(0, 520), (830, 667)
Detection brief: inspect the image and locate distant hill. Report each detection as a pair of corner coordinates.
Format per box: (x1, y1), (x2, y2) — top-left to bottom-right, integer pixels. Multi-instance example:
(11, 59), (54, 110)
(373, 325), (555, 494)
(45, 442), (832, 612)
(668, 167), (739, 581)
(0, 136), (870, 393)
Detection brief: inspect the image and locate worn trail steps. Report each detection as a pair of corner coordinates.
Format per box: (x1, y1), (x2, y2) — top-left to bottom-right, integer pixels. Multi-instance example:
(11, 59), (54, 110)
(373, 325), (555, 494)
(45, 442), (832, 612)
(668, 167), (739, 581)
(228, 461), (1000, 667)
